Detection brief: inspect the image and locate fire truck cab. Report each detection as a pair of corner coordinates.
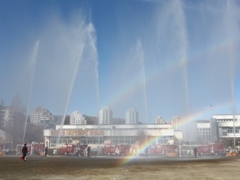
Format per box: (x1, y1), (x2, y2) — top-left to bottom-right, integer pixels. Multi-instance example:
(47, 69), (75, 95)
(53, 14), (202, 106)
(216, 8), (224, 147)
(58, 144), (77, 155)
(149, 144), (178, 156)
(16, 144), (31, 155)
(74, 144), (88, 156)
(103, 144), (117, 155)
(197, 143), (225, 156)
(149, 144), (165, 155)
(31, 143), (45, 155)
(103, 144), (131, 156)
(115, 144), (131, 156)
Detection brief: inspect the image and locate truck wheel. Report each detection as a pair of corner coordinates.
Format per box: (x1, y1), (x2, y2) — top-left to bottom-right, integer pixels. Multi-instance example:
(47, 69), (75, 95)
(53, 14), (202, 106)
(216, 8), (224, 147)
(64, 152), (67, 155)
(214, 152), (218, 156)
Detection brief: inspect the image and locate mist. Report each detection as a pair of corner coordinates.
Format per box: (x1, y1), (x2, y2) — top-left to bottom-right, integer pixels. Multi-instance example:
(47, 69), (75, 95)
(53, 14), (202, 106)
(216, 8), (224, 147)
(0, 0), (239, 124)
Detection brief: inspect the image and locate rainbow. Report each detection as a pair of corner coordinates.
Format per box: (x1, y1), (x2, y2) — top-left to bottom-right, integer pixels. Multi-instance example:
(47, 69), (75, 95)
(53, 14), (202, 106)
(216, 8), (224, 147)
(117, 101), (232, 166)
(101, 37), (236, 165)
(105, 37), (235, 116)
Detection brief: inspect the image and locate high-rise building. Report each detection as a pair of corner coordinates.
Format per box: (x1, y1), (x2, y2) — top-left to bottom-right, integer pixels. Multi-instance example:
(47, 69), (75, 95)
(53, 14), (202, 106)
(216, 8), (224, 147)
(0, 104), (4, 128)
(154, 116), (166, 124)
(126, 108), (138, 124)
(1, 107), (12, 127)
(170, 116), (182, 129)
(30, 107), (53, 124)
(70, 111), (86, 125)
(99, 107), (112, 124)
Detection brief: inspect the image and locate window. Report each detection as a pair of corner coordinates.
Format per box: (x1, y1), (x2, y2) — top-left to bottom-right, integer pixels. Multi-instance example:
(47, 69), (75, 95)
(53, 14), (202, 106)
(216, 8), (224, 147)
(50, 139), (56, 148)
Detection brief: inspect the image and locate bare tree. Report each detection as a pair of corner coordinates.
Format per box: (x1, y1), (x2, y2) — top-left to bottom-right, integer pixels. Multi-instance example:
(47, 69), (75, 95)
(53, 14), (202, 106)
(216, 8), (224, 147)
(4, 95), (26, 148)
(24, 123), (45, 143)
(135, 129), (149, 146)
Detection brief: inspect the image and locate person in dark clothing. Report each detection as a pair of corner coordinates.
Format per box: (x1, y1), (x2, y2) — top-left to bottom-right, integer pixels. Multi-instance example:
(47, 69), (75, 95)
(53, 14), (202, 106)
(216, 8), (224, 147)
(194, 146), (198, 157)
(44, 146), (48, 156)
(21, 143), (28, 161)
(145, 147), (148, 157)
(87, 146), (91, 157)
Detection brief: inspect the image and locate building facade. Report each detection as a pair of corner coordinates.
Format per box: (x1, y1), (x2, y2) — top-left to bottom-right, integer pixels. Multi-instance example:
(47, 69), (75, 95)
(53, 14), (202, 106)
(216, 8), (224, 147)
(70, 111), (86, 125)
(182, 120), (211, 144)
(99, 107), (112, 124)
(43, 124), (183, 148)
(212, 114), (240, 147)
(30, 107), (53, 124)
(126, 108), (138, 124)
(43, 113), (240, 149)
(154, 116), (166, 124)
(1, 107), (12, 127)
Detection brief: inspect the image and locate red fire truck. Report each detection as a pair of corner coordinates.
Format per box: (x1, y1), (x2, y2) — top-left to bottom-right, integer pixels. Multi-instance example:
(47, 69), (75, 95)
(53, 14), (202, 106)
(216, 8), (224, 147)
(103, 144), (117, 155)
(32, 143), (45, 155)
(73, 144), (88, 156)
(0, 144), (3, 151)
(58, 144), (77, 155)
(103, 144), (131, 156)
(149, 144), (178, 156)
(149, 144), (165, 155)
(16, 143), (45, 155)
(16, 144), (31, 155)
(116, 144), (131, 155)
(197, 143), (225, 156)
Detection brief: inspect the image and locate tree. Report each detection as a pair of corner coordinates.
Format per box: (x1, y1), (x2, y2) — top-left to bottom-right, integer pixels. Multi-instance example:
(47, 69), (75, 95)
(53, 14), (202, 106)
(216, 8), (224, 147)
(0, 98), (4, 106)
(136, 129), (153, 148)
(0, 103), (4, 129)
(135, 129), (148, 145)
(64, 115), (70, 125)
(24, 123), (45, 143)
(4, 95), (26, 147)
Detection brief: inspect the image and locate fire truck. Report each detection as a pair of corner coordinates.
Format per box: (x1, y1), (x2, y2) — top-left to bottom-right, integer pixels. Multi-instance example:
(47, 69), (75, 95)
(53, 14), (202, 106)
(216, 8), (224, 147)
(181, 145), (196, 156)
(149, 144), (165, 155)
(73, 144), (88, 156)
(115, 144), (131, 155)
(31, 143), (45, 155)
(0, 144), (3, 151)
(58, 144), (77, 155)
(103, 144), (117, 155)
(149, 144), (178, 156)
(16, 143), (45, 155)
(197, 143), (225, 156)
(16, 144), (32, 155)
(103, 144), (131, 156)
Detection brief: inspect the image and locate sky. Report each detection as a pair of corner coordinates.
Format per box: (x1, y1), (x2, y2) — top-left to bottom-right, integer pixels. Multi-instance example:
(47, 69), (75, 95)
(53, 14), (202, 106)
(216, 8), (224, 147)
(0, 0), (240, 124)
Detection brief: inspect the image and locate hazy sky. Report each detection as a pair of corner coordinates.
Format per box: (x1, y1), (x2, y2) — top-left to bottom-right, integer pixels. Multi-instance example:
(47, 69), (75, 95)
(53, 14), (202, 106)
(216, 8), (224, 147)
(0, 0), (239, 123)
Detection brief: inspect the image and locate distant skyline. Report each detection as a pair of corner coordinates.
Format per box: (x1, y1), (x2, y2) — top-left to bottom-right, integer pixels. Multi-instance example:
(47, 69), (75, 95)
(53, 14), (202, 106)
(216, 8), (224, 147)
(0, 0), (239, 123)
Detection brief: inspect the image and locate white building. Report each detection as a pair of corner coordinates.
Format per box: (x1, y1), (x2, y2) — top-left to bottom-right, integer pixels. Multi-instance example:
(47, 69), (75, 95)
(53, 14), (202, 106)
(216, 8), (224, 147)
(43, 123), (182, 148)
(154, 116), (166, 124)
(212, 114), (240, 147)
(70, 111), (86, 125)
(1, 107), (12, 127)
(30, 107), (53, 124)
(99, 107), (112, 124)
(126, 108), (138, 124)
(183, 120), (211, 144)
(0, 129), (7, 143)
(170, 116), (182, 130)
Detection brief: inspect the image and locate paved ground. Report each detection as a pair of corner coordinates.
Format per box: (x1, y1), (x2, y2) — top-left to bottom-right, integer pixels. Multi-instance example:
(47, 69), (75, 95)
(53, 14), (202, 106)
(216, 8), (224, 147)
(0, 155), (240, 180)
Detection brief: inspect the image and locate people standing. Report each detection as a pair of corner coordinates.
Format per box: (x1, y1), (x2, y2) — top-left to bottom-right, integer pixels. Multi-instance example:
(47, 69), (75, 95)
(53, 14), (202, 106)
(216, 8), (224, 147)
(145, 147), (148, 157)
(21, 143), (28, 161)
(194, 146), (198, 157)
(87, 146), (91, 157)
(44, 146), (48, 156)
